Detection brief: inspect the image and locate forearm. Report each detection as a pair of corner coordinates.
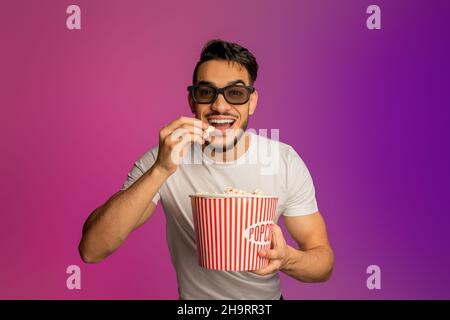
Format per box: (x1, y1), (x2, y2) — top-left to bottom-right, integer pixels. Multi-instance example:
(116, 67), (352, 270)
(281, 245), (334, 283)
(79, 164), (169, 263)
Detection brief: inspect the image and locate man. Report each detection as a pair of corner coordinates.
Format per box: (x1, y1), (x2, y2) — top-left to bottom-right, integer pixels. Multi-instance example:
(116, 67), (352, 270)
(79, 39), (334, 300)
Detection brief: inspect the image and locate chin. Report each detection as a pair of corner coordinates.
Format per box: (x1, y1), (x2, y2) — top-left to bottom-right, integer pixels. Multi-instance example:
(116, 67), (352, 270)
(206, 127), (246, 152)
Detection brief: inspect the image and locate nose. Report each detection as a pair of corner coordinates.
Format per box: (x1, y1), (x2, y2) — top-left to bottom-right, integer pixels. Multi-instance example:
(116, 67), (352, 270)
(211, 93), (232, 113)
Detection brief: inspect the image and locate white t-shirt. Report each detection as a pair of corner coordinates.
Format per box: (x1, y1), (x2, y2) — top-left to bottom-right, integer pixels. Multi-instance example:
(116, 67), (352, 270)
(121, 131), (318, 299)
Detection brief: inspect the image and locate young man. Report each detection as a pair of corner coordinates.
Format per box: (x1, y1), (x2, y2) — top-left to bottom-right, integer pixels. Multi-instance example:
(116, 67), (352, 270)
(79, 39), (334, 300)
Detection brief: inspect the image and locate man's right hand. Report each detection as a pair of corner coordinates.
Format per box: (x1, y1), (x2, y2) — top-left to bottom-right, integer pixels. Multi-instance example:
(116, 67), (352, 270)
(155, 116), (209, 176)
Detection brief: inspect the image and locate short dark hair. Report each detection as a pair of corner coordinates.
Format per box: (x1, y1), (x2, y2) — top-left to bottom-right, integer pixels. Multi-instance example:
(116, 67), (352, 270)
(192, 39), (258, 85)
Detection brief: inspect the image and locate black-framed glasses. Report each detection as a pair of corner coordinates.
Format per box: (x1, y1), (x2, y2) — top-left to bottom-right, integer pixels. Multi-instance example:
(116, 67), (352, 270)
(187, 84), (255, 105)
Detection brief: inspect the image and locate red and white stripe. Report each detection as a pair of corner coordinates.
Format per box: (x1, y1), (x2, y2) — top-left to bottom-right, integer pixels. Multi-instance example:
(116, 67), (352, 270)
(191, 196), (278, 271)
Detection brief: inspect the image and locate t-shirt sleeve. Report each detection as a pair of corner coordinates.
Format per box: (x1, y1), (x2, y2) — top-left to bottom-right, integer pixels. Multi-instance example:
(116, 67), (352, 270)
(120, 150), (160, 206)
(282, 147), (319, 216)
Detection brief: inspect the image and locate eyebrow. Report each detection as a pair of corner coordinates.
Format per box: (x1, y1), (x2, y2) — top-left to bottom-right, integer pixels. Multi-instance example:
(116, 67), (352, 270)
(197, 79), (247, 86)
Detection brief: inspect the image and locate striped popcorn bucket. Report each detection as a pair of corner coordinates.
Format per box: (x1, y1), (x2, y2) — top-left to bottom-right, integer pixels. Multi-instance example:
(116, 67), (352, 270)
(189, 195), (278, 271)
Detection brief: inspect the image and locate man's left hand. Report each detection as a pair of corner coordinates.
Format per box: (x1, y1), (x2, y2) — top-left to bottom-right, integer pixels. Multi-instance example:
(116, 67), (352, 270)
(251, 224), (290, 276)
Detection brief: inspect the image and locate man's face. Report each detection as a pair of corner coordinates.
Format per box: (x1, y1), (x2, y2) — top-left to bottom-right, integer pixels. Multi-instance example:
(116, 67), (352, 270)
(189, 60), (258, 151)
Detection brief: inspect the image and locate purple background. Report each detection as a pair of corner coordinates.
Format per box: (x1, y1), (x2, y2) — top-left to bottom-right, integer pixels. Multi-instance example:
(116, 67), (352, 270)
(1, 0), (449, 299)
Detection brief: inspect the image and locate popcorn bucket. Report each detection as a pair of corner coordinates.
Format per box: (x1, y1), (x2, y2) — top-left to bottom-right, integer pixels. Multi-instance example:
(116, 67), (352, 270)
(189, 195), (278, 271)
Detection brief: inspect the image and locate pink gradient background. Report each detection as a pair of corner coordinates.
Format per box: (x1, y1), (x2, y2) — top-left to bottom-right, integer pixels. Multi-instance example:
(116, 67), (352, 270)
(1, 0), (450, 299)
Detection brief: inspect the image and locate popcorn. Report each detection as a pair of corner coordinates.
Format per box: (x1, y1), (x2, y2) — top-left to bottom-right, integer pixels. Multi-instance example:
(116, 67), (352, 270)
(223, 187), (263, 195)
(252, 189), (264, 196)
(203, 125), (216, 140)
(195, 191), (210, 195)
(195, 188), (265, 196)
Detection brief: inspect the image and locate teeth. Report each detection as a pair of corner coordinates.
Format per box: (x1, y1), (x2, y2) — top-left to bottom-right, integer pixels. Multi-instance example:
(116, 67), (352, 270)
(208, 119), (235, 124)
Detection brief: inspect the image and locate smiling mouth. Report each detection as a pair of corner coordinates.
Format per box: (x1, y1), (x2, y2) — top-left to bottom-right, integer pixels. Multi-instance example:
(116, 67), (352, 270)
(207, 118), (237, 132)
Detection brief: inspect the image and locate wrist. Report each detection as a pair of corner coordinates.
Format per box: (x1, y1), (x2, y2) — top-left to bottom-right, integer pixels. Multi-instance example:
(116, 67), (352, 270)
(281, 245), (304, 273)
(152, 163), (175, 179)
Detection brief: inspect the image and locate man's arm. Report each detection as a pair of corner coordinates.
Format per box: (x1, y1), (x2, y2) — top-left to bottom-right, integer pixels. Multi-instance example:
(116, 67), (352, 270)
(78, 164), (169, 263)
(253, 212), (334, 282)
(78, 116), (208, 264)
(282, 212), (334, 282)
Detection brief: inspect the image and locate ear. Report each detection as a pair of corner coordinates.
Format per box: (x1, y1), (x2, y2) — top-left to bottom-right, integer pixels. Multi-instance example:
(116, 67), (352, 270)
(248, 90), (258, 115)
(188, 92), (196, 114)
